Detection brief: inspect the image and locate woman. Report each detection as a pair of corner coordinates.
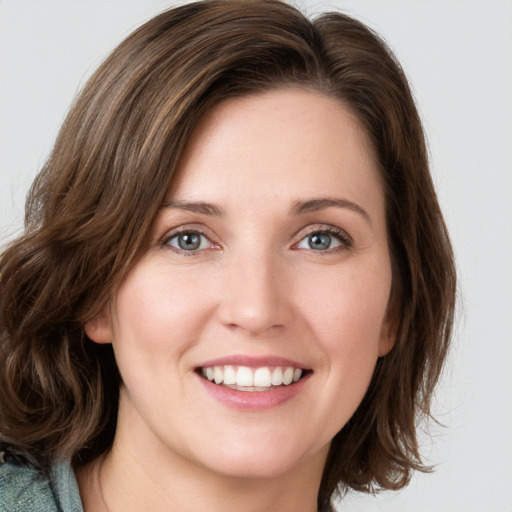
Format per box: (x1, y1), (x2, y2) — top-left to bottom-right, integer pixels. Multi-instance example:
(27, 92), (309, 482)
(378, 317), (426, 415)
(0, 1), (456, 511)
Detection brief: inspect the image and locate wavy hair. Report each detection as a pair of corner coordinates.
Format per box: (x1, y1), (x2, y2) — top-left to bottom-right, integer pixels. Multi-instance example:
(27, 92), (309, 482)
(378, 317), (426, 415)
(0, 1), (456, 510)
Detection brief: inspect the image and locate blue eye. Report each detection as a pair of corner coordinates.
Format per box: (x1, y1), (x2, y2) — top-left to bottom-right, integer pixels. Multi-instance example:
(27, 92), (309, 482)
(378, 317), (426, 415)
(295, 229), (349, 252)
(166, 231), (211, 252)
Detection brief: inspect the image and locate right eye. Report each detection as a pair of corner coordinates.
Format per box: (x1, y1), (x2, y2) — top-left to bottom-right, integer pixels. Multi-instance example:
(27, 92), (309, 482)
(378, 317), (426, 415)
(164, 230), (213, 253)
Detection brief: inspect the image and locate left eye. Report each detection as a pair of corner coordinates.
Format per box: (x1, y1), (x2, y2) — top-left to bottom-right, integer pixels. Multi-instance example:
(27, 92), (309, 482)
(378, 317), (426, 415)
(166, 231), (211, 251)
(295, 231), (343, 251)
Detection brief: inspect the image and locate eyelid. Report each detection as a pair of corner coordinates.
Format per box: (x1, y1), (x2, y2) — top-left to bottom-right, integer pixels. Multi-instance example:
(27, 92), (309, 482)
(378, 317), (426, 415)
(291, 224), (353, 252)
(158, 222), (352, 255)
(159, 224), (221, 254)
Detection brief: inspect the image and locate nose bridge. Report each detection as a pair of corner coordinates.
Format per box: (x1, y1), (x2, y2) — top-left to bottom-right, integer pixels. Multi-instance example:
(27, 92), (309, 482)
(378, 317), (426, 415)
(218, 238), (291, 334)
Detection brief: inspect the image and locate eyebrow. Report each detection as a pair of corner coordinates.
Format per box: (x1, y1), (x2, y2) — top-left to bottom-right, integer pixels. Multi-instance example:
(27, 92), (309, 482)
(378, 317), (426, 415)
(289, 197), (371, 224)
(160, 197), (370, 223)
(159, 200), (224, 216)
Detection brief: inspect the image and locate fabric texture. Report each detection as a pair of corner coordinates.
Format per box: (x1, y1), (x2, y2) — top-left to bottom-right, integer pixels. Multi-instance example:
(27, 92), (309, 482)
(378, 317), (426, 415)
(0, 455), (83, 512)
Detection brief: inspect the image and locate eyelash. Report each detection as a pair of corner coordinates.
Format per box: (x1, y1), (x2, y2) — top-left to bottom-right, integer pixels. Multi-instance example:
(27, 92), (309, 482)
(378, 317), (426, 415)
(160, 225), (353, 256)
(295, 226), (353, 253)
(160, 227), (215, 256)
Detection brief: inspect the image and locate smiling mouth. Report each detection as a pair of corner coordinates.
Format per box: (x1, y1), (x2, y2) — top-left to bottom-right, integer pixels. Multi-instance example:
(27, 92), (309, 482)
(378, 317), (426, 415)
(197, 365), (310, 392)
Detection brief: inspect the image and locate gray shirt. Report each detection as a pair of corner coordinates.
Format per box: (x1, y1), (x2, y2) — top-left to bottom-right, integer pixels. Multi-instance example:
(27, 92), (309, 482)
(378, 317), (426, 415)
(0, 456), (83, 512)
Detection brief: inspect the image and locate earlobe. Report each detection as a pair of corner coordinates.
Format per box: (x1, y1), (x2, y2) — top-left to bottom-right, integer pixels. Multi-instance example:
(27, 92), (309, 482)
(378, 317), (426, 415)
(378, 330), (396, 357)
(378, 301), (399, 357)
(84, 308), (113, 344)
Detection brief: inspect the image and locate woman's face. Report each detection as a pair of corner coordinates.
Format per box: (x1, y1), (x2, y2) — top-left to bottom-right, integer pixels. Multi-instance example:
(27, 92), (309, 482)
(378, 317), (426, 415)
(89, 89), (395, 480)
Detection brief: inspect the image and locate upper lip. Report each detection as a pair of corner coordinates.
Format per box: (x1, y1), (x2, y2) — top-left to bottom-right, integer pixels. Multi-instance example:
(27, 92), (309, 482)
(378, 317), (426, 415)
(196, 355), (310, 369)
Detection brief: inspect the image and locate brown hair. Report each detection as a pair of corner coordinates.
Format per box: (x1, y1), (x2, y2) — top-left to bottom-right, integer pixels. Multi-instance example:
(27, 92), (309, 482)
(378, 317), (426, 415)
(0, 1), (456, 509)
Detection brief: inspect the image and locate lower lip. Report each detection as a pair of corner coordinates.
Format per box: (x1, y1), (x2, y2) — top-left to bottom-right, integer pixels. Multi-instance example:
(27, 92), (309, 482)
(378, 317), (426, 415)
(197, 373), (311, 410)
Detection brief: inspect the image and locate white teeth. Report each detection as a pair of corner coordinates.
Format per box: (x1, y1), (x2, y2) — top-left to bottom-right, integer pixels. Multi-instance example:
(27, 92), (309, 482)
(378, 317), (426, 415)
(253, 367), (272, 387)
(200, 364), (305, 389)
(236, 366), (254, 387)
(271, 367), (283, 386)
(213, 366), (223, 384)
(223, 365), (236, 385)
(283, 367), (294, 385)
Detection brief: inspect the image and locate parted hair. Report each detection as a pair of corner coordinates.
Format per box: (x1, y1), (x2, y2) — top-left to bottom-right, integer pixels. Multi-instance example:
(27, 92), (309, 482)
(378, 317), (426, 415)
(0, 1), (456, 510)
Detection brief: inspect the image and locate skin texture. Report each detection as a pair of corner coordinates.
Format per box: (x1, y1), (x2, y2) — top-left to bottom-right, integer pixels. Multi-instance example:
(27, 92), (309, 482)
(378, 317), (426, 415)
(81, 89), (396, 512)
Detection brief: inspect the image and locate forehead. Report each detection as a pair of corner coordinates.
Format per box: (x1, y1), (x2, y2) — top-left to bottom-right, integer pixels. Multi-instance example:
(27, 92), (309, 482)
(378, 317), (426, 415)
(168, 89), (383, 217)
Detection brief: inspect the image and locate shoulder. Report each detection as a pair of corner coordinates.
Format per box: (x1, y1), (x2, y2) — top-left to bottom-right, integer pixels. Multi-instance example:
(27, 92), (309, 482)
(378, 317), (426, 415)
(0, 451), (83, 512)
(0, 456), (55, 512)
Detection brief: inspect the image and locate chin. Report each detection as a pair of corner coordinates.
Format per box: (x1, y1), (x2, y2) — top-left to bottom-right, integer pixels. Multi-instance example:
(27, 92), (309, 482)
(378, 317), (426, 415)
(195, 436), (327, 481)
(207, 454), (302, 480)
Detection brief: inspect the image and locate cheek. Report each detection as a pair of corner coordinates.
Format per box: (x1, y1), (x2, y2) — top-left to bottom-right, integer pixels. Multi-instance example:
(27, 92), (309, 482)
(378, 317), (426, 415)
(303, 262), (390, 334)
(109, 264), (224, 403)
(112, 264), (210, 347)
(109, 267), (200, 409)
(298, 261), (391, 379)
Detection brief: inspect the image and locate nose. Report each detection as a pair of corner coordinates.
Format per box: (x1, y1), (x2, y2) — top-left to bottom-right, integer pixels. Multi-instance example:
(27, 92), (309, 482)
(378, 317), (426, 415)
(217, 249), (293, 336)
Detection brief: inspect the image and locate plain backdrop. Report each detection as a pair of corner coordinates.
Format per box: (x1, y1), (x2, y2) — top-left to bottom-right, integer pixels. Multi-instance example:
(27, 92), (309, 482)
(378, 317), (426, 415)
(1, 1), (511, 510)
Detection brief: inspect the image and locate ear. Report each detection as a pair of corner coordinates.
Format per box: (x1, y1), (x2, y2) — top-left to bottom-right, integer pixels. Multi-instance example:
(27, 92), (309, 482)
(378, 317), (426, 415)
(84, 307), (113, 344)
(378, 298), (399, 357)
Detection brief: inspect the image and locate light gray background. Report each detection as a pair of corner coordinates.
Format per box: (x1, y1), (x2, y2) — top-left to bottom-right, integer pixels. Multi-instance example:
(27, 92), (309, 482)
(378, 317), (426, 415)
(1, 1), (511, 510)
